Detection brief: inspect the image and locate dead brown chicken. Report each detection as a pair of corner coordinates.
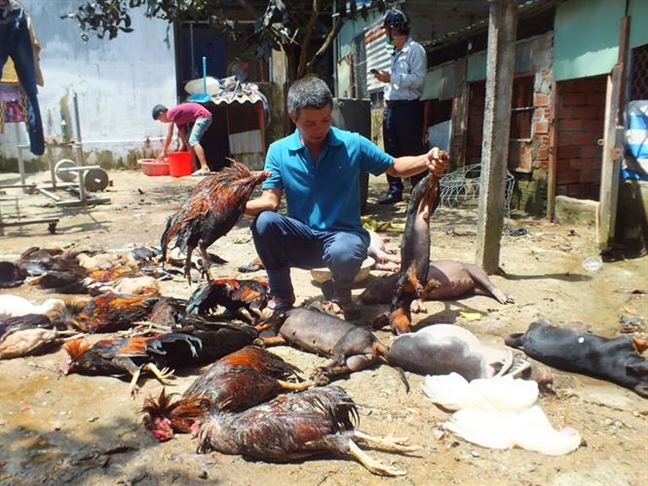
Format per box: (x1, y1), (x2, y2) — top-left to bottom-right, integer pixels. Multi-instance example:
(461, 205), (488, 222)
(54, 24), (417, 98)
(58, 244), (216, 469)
(0, 314), (77, 359)
(61, 291), (161, 333)
(61, 331), (202, 395)
(142, 345), (309, 441)
(196, 386), (419, 476)
(160, 161), (271, 283)
(186, 277), (268, 322)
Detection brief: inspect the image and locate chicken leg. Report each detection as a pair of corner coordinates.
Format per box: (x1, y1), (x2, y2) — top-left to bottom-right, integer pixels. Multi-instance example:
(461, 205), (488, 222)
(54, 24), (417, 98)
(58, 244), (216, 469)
(128, 363), (175, 397)
(346, 440), (407, 476)
(276, 379), (313, 391)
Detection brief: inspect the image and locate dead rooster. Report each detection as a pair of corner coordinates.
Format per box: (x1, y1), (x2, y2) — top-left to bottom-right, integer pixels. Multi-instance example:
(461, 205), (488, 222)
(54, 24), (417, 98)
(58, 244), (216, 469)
(60, 292), (163, 333)
(186, 277), (268, 322)
(142, 345), (309, 441)
(196, 386), (419, 476)
(61, 332), (202, 395)
(161, 162), (270, 283)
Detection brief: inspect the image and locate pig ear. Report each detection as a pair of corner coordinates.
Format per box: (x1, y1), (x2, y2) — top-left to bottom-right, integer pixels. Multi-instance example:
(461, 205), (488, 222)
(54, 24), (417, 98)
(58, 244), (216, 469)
(504, 333), (525, 349)
(632, 337), (648, 354)
(634, 383), (648, 398)
(626, 359), (648, 376)
(372, 312), (390, 330)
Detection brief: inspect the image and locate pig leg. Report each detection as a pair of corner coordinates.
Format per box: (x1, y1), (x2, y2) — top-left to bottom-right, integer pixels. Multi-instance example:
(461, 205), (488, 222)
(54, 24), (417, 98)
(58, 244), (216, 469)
(410, 299), (427, 313)
(259, 336), (287, 347)
(312, 354), (375, 385)
(313, 329), (380, 384)
(464, 264), (512, 304)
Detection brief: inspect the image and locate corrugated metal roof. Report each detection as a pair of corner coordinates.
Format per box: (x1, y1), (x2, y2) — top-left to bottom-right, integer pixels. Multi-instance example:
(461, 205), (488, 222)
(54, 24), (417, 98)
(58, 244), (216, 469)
(403, 0), (558, 46)
(365, 23), (390, 93)
(211, 90), (265, 106)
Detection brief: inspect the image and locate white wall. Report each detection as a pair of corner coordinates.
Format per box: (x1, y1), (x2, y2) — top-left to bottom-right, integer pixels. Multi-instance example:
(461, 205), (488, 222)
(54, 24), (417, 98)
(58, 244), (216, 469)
(0, 0), (177, 161)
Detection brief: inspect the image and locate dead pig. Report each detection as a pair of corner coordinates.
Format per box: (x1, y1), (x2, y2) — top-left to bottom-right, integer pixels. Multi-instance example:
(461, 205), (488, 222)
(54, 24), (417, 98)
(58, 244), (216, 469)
(386, 324), (517, 381)
(506, 319), (648, 397)
(258, 307), (390, 385)
(387, 167), (443, 335)
(360, 260), (512, 307)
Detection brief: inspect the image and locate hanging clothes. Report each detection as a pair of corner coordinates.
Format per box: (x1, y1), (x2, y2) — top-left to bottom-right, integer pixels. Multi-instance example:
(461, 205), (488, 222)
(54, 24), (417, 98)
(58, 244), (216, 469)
(0, 0), (44, 155)
(0, 84), (28, 131)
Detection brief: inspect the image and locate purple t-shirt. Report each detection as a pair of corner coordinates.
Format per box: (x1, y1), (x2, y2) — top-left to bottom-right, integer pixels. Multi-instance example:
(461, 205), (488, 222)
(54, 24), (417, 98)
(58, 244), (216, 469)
(166, 103), (211, 126)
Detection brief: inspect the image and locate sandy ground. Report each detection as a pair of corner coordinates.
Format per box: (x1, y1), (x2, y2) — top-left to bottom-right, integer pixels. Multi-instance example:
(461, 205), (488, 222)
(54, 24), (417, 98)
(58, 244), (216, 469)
(0, 168), (647, 486)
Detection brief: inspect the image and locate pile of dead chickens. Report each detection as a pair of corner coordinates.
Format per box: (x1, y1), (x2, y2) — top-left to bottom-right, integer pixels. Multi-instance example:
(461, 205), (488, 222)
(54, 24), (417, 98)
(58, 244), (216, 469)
(1, 160), (647, 477)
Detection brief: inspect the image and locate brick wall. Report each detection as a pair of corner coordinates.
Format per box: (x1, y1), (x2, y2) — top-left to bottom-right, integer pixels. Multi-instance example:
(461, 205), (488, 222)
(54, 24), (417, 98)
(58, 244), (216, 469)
(465, 81), (486, 165)
(555, 76), (606, 199)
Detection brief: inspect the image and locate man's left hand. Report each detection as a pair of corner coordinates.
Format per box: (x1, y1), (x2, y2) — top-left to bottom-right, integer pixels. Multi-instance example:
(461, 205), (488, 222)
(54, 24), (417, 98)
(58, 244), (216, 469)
(426, 147), (449, 177)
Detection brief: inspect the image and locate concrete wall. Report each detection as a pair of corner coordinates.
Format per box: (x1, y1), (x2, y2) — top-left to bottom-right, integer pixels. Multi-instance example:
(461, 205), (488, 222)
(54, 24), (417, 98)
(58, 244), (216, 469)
(0, 0), (177, 167)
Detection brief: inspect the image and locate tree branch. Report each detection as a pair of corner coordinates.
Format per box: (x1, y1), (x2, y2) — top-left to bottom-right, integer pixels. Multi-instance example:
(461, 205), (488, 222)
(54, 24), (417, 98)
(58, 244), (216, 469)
(296, 0), (322, 79)
(307, 13), (344, 74)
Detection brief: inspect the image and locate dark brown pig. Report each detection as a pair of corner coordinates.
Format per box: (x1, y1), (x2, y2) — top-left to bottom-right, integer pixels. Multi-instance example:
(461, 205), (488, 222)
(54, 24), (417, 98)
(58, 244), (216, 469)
(387, 168), (444, 335)
(258, 307), (390, 385)
(360, 260), (512, 306)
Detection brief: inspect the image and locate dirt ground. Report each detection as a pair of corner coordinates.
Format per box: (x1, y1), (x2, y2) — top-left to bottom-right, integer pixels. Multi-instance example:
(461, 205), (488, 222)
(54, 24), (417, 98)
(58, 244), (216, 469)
(0, 168), (646, 486)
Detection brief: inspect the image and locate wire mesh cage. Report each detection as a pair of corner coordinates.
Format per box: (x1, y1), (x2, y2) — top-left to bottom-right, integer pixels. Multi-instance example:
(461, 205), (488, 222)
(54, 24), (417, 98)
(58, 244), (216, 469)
(438, 163), (516, 217)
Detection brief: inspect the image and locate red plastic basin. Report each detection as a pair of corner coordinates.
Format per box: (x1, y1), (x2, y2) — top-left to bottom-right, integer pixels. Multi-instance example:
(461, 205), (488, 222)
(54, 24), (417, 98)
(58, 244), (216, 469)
(139, 158), (170, 176)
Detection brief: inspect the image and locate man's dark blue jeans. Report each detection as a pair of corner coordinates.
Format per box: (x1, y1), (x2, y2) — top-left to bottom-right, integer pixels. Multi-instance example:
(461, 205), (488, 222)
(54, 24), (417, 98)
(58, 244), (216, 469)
(251, 211), (368, 301)
(382, 99), (427, 197)
(0, 6), (44, 155)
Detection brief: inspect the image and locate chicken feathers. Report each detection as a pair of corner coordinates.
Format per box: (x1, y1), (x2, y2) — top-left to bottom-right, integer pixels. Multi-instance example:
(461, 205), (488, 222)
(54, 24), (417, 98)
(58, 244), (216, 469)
(160, 162), (271, 283)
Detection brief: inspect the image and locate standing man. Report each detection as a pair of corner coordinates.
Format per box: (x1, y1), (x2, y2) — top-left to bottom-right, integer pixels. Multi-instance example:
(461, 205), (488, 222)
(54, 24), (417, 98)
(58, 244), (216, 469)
(373, 8), (428, 204)
(152, 102), (212, 176)
(244, 77), (447, 320)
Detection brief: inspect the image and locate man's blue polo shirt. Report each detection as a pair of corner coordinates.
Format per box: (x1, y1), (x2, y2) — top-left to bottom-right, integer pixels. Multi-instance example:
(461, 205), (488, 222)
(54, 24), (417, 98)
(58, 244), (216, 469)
(262, 126), (393, 235)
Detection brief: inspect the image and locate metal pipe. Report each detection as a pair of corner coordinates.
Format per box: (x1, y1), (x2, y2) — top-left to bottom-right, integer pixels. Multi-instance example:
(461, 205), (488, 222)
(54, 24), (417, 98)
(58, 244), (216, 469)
(26, 137), (168, 146)
(14, 124), (26, 187)
(190, 23), (195, 78)
(73, 91), (83, 143)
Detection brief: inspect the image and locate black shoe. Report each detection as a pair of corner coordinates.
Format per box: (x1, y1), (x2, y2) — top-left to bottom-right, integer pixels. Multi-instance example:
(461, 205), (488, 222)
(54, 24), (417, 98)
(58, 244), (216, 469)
(378, 192), (403, 204)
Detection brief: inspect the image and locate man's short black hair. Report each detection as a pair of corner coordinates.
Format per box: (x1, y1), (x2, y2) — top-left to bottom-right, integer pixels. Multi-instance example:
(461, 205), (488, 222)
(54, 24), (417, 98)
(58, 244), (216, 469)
(286, 77), (333, 120)
(152, 104), (167, 120)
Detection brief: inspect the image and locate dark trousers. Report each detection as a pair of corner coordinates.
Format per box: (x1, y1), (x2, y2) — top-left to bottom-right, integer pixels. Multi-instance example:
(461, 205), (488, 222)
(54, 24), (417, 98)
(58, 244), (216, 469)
(0, 7), (44, 155)
(382, 99), (426, 195)
(251, 211), (368, 299)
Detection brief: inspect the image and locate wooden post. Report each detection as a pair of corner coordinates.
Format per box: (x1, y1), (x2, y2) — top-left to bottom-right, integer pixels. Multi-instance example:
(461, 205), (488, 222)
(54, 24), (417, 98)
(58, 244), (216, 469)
(598, 64), (623, 251)
(598, 13), (630, 250)
(546, 80), (558, 220)
(475, 0), (518, 273)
